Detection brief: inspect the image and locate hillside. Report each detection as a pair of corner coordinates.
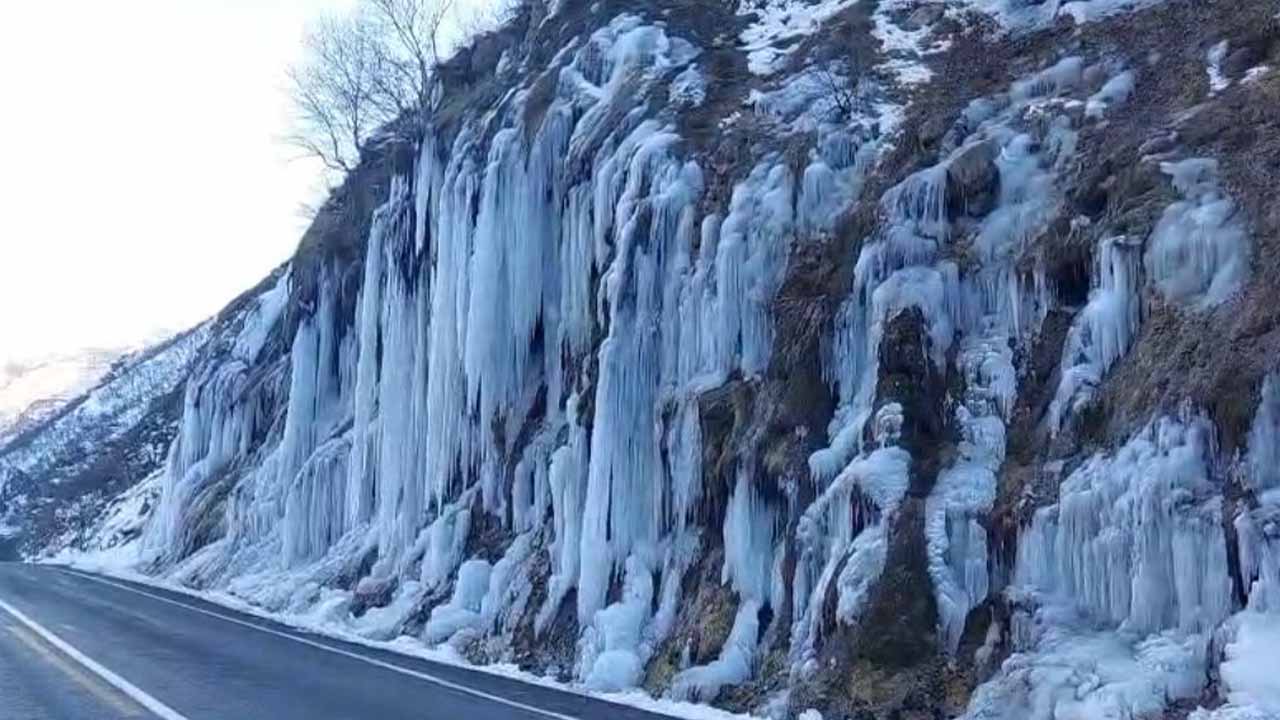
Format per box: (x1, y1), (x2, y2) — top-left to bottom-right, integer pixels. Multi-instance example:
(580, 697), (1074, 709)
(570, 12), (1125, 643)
(0, 348), (128, 447)
(9, 1), (1280, 718)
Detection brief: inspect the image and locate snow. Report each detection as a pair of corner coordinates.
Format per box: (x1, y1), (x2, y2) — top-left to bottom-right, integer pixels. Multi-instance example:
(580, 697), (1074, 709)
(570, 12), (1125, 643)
(1, 321), (211, 558)
(1085, 70), (1135, 118)
(1208, 40), (1231, 94)
(0, 347), (125, 447)
(969, 0), (1170, 30)
(872, 0), (949, 88)
(2, 325), (209, 480)
(52, 555), (764, 720)
(747, 69), (895, 143)
(737, 0), (860, 76)
(964, 603), (1213, 720)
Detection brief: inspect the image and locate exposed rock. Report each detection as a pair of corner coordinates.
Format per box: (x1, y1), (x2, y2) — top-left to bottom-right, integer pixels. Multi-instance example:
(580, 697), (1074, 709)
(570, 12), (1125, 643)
(351, 576), (398, 617)
(946, 140), (999, 218)
(902, 4), (945, 32)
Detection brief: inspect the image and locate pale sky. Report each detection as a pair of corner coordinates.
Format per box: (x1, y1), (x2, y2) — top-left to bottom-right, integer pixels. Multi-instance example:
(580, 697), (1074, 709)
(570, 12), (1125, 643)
(0, 0), (358, 364)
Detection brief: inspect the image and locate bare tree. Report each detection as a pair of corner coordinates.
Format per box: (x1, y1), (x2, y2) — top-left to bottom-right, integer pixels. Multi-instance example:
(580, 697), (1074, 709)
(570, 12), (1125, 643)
(367, 0), (456, 115)
(809, 60), (868, 123)
(287, 0), (516, 177)
(287, 12), (402, 174)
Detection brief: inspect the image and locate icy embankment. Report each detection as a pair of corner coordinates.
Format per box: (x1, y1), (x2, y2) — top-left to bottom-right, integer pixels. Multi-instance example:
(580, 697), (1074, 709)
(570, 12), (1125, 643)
(49, 548), (765, 720)
(808, 51), (1136, 665)
(977, 417), (1232, 718)
(43, 1), (1280, 718)
(966, 397), (1280, 720)
(1193, 375), (1280, 720)
(120, 9), (875, 712)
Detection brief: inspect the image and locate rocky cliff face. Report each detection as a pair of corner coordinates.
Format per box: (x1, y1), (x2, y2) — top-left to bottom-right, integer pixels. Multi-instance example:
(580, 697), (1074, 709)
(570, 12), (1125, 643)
(12, 0), (1280, 718)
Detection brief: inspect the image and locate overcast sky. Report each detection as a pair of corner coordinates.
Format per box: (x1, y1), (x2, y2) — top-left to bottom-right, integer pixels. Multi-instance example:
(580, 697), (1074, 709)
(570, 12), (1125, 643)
(0, 0), (359, 364)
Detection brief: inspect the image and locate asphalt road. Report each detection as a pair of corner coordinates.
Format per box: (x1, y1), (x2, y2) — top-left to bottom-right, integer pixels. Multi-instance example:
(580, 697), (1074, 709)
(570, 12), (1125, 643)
(0, 563), (678, 720)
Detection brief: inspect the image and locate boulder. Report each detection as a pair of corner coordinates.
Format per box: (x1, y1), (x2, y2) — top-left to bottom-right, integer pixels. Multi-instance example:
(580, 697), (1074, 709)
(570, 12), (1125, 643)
(902, 3), (945, 31)
(946, 140), (1000, 217)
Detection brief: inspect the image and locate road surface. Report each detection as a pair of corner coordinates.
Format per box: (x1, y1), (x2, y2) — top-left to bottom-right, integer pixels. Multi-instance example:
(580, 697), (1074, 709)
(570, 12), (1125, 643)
(0, 563), (678, 720)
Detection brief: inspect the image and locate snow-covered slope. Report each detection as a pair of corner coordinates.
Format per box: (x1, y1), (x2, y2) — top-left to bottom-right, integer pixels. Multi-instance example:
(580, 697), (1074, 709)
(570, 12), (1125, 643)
(0, 323), (222, 559)
(23, 0), (1280, 718)
(0, 348), (126, 447)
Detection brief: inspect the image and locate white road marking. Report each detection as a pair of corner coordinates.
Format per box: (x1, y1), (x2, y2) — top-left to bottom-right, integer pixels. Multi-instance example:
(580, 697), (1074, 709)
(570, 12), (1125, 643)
(64, 570), (577, 720)
(4, 622), (147, 718)
(0, 596), (190, 720)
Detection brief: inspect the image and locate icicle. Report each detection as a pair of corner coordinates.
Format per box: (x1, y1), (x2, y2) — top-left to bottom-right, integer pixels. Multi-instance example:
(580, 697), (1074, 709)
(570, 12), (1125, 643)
(1014, 417), (1233, 634)
(722, 470), (779, 605)
(1048, 236), (1142, 435)
(792, 448), (910, 672)
(1145, 158), (1249, 308)
(345, 197), (388, 532)
(669, 600), (762, 702)
(580, 555), (656, 691)
(424, 559), (492, 643)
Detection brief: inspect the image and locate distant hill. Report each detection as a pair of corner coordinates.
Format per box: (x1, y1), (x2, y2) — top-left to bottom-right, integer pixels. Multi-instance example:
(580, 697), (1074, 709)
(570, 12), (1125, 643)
(0, 348), (127, 448)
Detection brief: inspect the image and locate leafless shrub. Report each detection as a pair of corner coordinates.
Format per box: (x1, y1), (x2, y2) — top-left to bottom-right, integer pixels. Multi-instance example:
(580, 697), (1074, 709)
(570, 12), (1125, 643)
(809, 60), (870, 123)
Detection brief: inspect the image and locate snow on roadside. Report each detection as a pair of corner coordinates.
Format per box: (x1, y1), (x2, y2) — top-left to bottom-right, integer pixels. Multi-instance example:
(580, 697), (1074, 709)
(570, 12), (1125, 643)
(43, 471), (162, 559)
(45, 551), (765, 720)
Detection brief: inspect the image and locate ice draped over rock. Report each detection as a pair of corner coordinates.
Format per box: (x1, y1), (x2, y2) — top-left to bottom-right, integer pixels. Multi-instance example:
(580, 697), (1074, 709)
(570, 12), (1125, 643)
(132, 9), (1280, 717)
(143, 13), (870, 693)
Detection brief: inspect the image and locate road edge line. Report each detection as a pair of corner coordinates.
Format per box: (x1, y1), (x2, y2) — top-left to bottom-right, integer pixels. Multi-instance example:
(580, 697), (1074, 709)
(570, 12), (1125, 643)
(0, 595), (190, 720)
(63, 569), (577, 720)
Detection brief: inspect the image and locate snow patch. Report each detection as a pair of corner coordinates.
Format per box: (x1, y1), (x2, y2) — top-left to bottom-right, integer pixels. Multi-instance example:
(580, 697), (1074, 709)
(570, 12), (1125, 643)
(1208, 40), (1231, 94)
(738, 0), (860, 76)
